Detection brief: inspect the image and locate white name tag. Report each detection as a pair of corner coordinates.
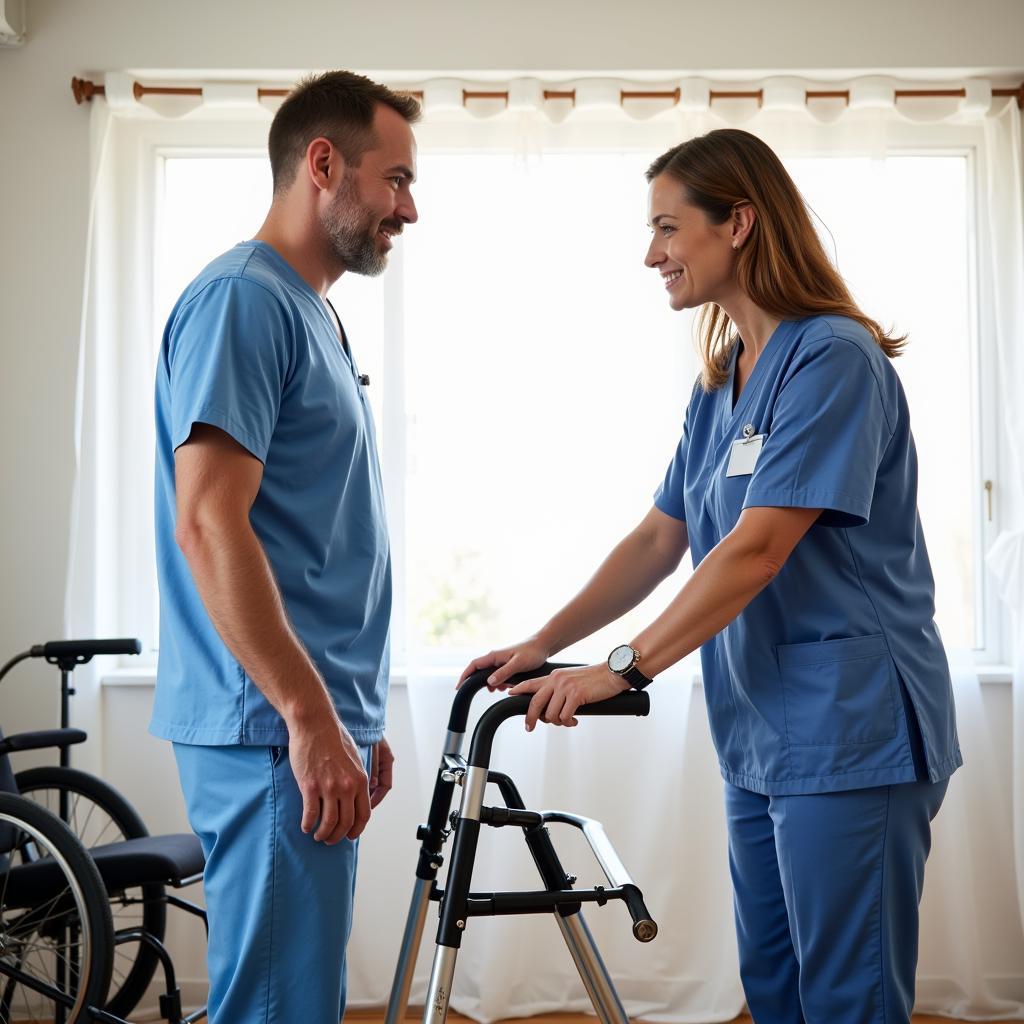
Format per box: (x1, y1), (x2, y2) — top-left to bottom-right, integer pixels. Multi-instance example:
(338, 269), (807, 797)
(726, 434), (764, 477)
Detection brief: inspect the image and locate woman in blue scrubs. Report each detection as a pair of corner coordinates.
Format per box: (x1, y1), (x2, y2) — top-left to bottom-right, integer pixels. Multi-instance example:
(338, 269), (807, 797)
(461, 128), (961, 1023)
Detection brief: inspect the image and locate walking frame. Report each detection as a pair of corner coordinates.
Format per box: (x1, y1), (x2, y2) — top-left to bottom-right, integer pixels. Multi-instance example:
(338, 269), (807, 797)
(386, 664), (657, 1024)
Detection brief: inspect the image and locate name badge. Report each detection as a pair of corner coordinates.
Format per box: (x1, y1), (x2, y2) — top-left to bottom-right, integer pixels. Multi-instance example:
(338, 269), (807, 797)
(726, 424), (764, 478)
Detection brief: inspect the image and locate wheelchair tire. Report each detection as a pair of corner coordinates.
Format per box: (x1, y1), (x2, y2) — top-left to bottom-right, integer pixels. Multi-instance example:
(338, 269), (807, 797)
(0, 791), (114, 1022)
(15, 766), (167, 1020)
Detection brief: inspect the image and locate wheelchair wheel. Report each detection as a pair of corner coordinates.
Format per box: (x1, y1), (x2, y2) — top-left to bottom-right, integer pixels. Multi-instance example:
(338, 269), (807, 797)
(15, 767), (166, 1020)
(0, 792), (114, 1022)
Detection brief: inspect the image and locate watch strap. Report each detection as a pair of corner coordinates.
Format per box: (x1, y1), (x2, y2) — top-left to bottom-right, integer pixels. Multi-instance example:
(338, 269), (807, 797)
(621, 664), (653, 690)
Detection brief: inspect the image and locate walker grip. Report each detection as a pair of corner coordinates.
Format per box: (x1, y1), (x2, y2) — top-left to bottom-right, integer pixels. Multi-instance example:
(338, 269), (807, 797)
(448, 663), (580, 733)
(621, 884), (658, 942)
(468, 690), (650, 766)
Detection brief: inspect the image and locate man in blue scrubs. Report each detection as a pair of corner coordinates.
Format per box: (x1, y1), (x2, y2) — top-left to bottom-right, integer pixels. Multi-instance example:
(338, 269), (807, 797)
(151, 72), (419, 1022)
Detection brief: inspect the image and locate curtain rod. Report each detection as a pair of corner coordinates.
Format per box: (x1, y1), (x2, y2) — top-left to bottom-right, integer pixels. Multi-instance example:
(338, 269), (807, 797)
(70, 76), (1024, 110)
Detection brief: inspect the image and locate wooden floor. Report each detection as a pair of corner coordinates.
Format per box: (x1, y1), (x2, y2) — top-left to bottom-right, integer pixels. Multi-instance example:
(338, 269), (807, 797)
(349, 1013), (1023, 1024)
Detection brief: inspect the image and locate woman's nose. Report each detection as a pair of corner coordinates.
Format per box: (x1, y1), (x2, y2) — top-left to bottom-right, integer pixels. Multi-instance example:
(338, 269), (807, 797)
(644, 237), (664, 268)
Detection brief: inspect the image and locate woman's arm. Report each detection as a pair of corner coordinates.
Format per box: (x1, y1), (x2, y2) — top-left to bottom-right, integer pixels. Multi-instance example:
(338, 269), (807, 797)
(510, 504), (821, 729)
(629, 504), (820, 677)
(458, 505), (689, 687)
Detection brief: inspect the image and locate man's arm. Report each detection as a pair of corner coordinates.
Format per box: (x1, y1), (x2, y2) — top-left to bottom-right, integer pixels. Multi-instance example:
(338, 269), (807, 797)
(174, 423), (370, 844)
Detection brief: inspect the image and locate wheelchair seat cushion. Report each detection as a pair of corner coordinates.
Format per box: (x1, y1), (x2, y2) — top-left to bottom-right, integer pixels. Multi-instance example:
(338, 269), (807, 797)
(89, 833), (205, 890)
(2, 833), (204, 908)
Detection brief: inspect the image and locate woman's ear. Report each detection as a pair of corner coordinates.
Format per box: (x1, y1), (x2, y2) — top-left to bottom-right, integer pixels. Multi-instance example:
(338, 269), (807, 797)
(731, 201), (756, 250)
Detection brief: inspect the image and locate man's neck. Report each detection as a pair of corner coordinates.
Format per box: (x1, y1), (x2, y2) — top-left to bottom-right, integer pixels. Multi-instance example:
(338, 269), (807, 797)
(253, 207), (344, 297)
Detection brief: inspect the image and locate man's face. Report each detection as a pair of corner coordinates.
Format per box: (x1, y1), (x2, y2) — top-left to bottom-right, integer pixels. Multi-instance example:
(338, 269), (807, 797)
(322, 104), (418, 276)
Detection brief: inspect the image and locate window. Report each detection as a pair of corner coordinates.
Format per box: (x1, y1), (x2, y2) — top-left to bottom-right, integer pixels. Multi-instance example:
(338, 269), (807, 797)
(141, 140), (998, 672)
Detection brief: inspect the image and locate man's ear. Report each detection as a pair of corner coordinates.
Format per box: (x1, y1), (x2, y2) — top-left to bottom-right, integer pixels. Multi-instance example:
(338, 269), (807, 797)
(305, 137), (343, 193)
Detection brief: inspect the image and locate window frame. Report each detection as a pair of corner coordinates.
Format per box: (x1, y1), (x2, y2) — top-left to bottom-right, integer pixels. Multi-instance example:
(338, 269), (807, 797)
(107, 115), (1009, 674)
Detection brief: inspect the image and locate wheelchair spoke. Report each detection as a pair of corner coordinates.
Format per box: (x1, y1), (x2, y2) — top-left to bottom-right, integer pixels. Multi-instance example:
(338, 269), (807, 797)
(74, 797), (101, 845)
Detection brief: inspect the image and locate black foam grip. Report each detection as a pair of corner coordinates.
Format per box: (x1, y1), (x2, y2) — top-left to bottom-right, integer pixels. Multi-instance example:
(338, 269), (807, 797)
(447, 662), (579, 733)
(622, 883), (659, 942)
(468, 689), (650, 766)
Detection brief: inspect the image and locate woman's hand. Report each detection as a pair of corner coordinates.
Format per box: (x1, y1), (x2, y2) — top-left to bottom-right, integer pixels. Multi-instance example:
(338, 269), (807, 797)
(457, 636), (552, 690)
(509, 663), (631, 732)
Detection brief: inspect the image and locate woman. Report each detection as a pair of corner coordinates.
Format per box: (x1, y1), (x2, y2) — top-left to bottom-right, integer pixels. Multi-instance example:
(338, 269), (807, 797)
(460, 129), (961, 1023)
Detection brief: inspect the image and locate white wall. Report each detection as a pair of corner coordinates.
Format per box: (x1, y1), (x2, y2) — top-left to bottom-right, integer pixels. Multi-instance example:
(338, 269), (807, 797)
(2, 0), (1023, 762)
(1, 0), (1022, 1011)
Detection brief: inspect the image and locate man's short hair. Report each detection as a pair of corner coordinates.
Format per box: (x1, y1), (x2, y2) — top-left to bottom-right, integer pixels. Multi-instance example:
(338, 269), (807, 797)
(268, 70), (421, 195)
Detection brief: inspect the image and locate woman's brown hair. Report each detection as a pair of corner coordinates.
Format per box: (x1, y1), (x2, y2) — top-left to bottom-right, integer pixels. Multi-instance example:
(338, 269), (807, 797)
(646, 129), (905, 391)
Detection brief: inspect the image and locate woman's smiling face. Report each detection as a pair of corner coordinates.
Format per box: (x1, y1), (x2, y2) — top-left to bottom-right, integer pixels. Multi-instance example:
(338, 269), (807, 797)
(644, 173), (738, 312)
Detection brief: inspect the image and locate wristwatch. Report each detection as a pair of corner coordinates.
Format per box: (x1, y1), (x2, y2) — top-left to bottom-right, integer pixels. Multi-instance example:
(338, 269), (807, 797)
(607, 644), (654, 690)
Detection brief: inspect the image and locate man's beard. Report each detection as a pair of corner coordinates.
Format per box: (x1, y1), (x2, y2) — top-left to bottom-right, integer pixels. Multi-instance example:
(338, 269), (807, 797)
(322, 171), (395, 277)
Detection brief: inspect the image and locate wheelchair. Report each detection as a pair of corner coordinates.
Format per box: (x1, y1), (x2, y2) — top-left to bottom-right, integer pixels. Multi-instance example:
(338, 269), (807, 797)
(0, 639), (207, 1023)
(387, 665), (658, 1024)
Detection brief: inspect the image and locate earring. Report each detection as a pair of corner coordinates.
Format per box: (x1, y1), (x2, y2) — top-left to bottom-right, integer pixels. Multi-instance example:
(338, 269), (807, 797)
(732, 242), (740, 250)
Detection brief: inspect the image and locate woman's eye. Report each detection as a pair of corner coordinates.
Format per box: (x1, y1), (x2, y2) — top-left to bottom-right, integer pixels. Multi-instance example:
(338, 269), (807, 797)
(660, 225), (675, 236)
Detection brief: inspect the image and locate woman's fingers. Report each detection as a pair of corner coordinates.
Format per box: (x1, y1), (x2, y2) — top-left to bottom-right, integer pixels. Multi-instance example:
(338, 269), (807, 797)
(544, 687), (569, 726)
(515, 668), (595, 731)
(460, 639), (551, 690)
(457, 651), (502, 687)
(487, 654), (524, 688)
(507, 675), (542, 696)
(524, 682), (554, 731)
(559, 691), (583, 725)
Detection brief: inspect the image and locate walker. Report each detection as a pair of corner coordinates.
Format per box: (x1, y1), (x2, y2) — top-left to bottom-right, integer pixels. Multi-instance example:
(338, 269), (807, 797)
(385, 664), (657, 1024)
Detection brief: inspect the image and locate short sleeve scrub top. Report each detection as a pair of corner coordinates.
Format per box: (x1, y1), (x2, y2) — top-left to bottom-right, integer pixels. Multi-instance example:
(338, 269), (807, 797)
(654, 315), (961, 796)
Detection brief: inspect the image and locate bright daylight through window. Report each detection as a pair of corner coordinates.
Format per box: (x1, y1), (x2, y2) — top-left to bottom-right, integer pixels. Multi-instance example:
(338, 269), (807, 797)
(153, 148), (978, 670)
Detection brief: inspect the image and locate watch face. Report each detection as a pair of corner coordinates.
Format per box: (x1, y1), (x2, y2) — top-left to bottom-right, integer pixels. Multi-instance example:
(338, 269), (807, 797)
(608, 645), (635, 673)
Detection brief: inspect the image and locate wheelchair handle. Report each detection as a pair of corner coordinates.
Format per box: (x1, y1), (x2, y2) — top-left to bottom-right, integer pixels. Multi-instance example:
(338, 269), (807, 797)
(32, 638), (142, 662)
(467, 688), (650, 767)
(1, 639), (142, 686)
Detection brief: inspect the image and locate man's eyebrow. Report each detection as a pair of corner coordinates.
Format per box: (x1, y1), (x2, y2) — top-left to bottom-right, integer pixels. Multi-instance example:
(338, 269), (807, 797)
(385, 164), (416, 182)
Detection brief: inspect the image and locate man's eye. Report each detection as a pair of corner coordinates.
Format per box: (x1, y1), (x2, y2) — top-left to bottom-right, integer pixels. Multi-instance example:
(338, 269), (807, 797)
(390, 176), (403, 187)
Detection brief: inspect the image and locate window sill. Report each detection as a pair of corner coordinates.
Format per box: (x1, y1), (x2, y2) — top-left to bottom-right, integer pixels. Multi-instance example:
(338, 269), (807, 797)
(100, 664), (1016, 688)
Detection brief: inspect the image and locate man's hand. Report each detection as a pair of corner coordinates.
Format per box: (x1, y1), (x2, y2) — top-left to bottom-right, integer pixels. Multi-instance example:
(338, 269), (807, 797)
(369, 737), (395, 809)
(287, 713), (370, 844)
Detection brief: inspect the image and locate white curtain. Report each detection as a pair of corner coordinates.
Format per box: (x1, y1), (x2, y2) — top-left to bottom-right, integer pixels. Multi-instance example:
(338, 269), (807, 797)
(62, 98), (117, 777)
(69, 74), (1024, 1018)
(918, 665), (1024, 1016)
(981, 96), (1024, 969)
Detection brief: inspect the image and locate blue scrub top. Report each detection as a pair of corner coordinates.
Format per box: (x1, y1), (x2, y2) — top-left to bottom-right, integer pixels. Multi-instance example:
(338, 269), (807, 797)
(655, 315), (961, 795)
(151, 241), (391, 747)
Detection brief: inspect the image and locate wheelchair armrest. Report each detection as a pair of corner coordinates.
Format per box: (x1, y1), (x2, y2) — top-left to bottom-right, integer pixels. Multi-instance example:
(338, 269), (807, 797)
(0, 728), (88, 757)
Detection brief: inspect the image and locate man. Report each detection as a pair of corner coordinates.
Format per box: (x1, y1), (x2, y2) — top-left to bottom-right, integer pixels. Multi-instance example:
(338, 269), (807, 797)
(150, 71), (419, 1022)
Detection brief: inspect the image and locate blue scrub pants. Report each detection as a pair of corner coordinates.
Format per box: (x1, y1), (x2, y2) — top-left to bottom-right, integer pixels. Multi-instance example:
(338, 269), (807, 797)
(725, 778), (948, 1024)
(174, 742), (370, 1024)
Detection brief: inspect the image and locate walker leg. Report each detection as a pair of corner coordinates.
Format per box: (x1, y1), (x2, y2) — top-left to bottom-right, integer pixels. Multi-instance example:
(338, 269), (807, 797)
(556, 911), (630, 1024)
(422, 945), (459, 1024)
(385, 877), (433, 1024)
(421, 765), (489, 1024)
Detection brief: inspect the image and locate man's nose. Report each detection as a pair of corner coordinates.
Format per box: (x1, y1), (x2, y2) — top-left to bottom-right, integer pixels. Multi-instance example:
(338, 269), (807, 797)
(398, 193), (418, 225)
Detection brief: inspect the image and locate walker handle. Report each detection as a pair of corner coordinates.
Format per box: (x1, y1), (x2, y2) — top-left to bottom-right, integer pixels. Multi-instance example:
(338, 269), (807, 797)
(448, 663), (580, 734)
(622, 884), (659, 943)
(467, 689), (650, 766)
